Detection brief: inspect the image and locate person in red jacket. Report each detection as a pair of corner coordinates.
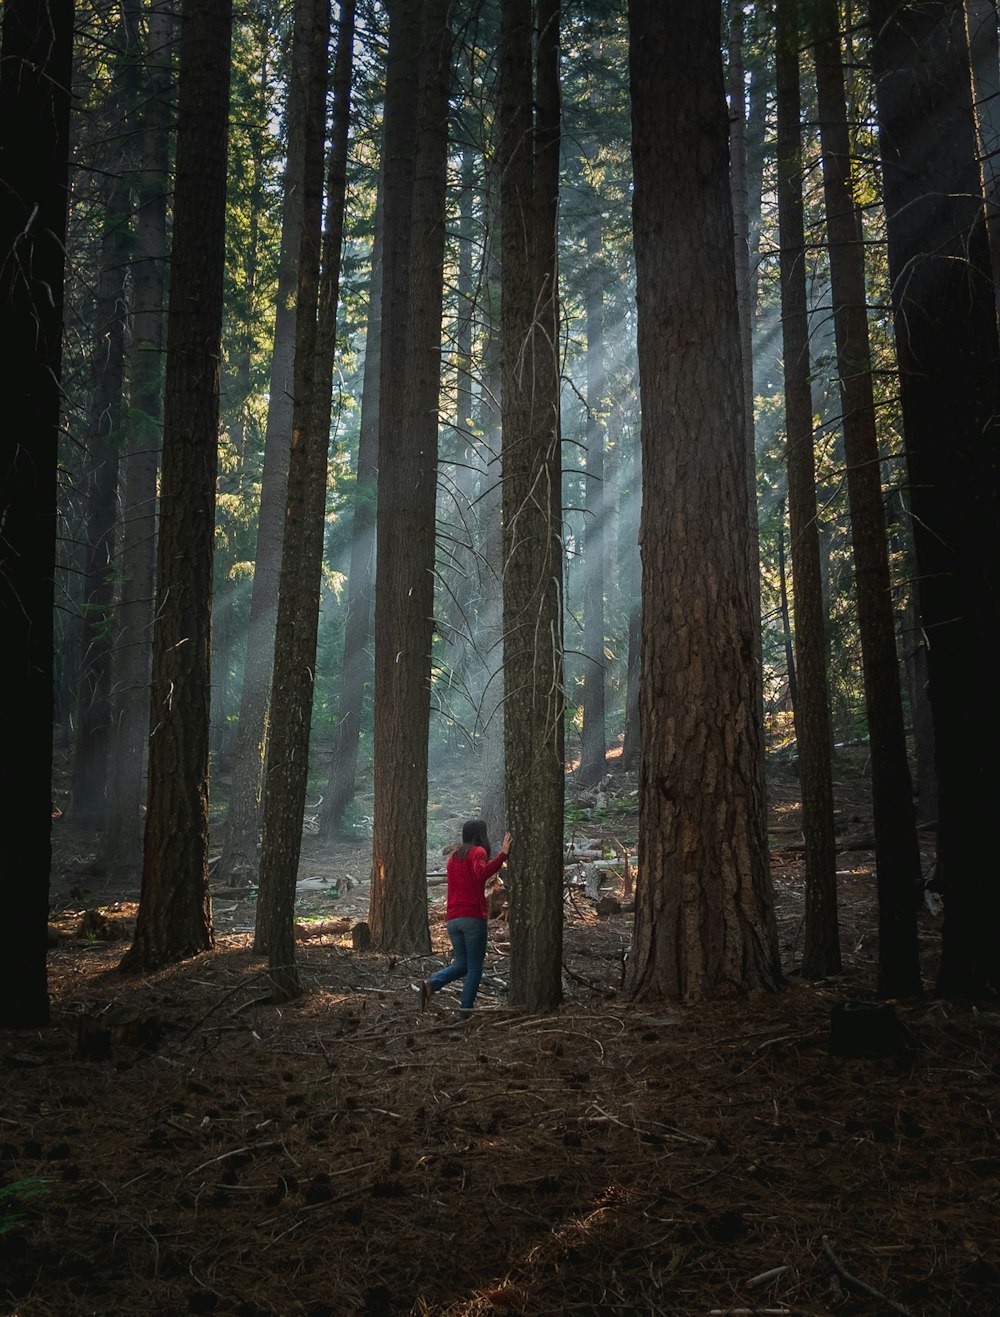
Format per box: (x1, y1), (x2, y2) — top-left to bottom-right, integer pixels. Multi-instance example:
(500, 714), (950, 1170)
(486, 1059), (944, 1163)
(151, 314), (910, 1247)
(421, 818), (512, 1017)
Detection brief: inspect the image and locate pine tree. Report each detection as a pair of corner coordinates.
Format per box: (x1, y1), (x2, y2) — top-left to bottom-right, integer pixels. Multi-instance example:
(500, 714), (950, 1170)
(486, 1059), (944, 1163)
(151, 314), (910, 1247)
(625, 0), (781, 1001)
(121, 0), (233, 973)
(500, 0), (566, 1011)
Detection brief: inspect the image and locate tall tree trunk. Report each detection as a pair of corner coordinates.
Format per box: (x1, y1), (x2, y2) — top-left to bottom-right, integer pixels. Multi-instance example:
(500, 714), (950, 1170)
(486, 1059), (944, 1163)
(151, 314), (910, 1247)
(624, 0), (781, 1002)
(71, 167), (131, 832)
(321, 163), (383, 837)
(476, 171), (506, 841)
(577, 207), (607, 789)
(120, 0), (233, 973)
(368, 0), (452, 954)
(775, 0), (841, 979)
(814, 0), (922, 994)
(870, 0), (1000, 998)
(218, 3), (308, 886)
(500, 0), (565, 1012)
(71, 3), (142, 835)
(728, 0), (763, 718)
(100, 0), (172, 887)
(0, 0), (73, 1028)
(257, 0), (352, 997)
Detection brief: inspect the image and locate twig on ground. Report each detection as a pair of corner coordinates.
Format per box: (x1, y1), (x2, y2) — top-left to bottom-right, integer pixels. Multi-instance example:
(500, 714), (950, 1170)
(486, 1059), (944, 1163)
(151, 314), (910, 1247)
(821, 1236), (912, 1316)
(180, 969), (291, 1041)
(745, 1266), (791, 1288)
(182, 1141), (280, 1180)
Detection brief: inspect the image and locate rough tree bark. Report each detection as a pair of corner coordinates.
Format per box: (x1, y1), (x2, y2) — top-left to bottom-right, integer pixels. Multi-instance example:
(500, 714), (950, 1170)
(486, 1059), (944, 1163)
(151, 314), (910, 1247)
(256, 0), (353, 999)
(368, 0), (453, 953)
(624, 0), (782, 1002)
(500, 0), (566, 1012)
(120, 0), (233, 973)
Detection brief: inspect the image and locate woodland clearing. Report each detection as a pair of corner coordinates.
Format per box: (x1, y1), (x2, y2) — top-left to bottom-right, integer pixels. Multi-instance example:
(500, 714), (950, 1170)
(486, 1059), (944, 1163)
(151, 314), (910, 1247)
(2, 758), (996, 1316)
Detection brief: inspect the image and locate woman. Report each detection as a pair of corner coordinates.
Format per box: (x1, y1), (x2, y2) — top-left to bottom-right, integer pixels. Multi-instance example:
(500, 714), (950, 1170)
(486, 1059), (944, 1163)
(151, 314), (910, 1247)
(421, 818), (512, 1017)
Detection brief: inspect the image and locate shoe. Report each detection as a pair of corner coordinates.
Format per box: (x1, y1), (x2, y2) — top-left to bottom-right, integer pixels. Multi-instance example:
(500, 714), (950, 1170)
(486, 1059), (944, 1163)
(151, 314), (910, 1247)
(420, 981), (433, 1012)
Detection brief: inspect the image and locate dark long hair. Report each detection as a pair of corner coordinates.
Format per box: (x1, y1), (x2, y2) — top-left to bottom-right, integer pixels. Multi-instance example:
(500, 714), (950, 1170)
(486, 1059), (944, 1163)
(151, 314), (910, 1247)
(456, 817), (491, 860)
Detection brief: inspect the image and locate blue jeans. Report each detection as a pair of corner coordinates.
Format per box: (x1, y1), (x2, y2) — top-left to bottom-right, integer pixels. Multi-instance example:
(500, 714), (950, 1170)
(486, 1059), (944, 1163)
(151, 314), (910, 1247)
(426, 917), (488, 1013)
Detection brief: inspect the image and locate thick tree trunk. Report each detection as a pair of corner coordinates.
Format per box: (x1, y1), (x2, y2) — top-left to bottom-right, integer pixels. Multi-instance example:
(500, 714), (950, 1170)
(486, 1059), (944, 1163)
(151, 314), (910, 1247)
(500, 0), (566, 1012)
(368, 0), (452, 954)
(870, 0), (1000, 998)
(0, 0), (73, 1028)
(775, 0), (841, 979)
(120, 0), (233, 973)
(625, 0), (781, 1002)
(814, 0), (922, 995)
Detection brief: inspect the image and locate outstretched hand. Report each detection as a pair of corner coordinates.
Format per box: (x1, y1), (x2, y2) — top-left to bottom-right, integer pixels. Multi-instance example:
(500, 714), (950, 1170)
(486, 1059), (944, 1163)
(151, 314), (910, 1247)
(502, 831), (513, 855)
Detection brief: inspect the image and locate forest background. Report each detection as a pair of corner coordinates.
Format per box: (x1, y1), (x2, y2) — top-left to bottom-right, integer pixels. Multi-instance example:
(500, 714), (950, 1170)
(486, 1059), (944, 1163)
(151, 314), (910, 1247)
(4, 0), (999, 1025)
(1, 1), (998, 1311)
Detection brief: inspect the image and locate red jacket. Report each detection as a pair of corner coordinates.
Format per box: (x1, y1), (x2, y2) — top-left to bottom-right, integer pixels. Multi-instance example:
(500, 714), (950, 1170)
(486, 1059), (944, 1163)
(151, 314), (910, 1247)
(446, 845), (507, 920)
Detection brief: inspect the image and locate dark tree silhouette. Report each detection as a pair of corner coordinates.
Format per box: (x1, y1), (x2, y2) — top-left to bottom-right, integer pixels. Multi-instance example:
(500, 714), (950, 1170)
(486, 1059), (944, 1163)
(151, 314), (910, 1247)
(814, 0), (922, 995)
(775, 0), (840, 979)
(870, 0), (1000, 998)
(0, 0), (74, 1028)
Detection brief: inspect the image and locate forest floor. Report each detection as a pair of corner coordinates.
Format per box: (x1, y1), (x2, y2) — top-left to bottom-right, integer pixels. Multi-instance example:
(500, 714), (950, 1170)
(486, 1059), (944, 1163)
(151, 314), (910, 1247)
(3, 753), (998, 1316)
